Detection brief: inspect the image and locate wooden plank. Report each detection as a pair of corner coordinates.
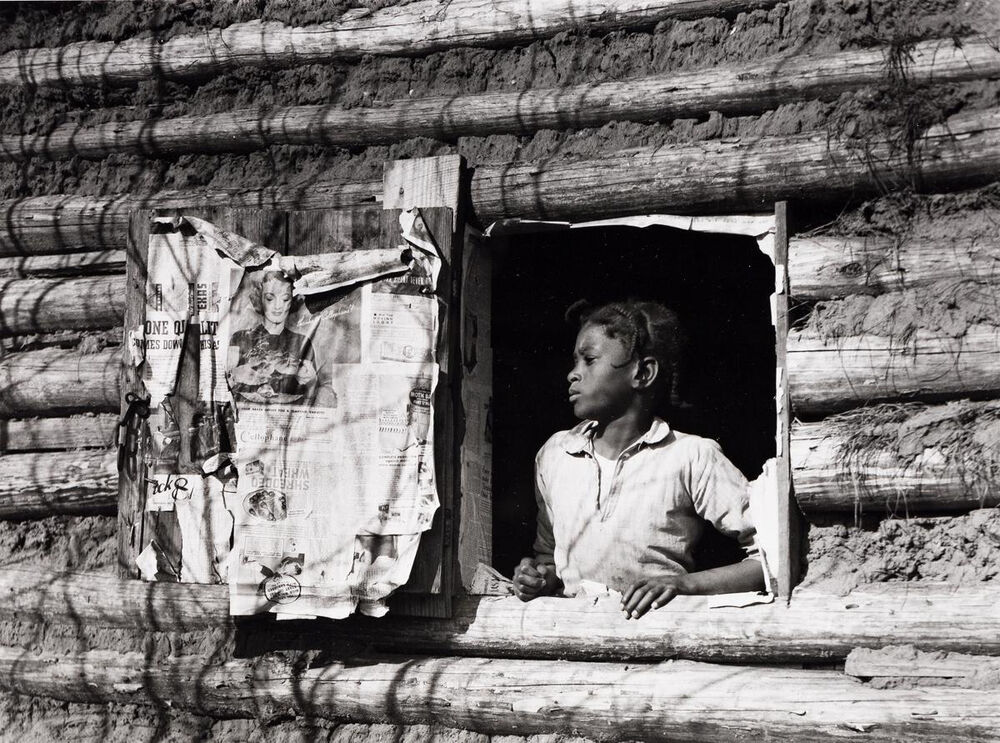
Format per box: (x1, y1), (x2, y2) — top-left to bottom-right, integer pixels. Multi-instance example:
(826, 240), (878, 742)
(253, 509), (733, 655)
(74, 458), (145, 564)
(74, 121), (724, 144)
(5, 106), (1000, 254)
(380, 155), (465, 618)
(846, 646), (1000, 680)
(0, 250), (126, 278)
(457, 227), (492, 588)
(0, 275), (125, 336)
(380, 207), (456, 618)
(0, 0), (779, 89)
(789, 234), (1000, 300)
(773, 201), (799, 598)
(0, 414), (117, 452)
(788, 324), (1000, 416)
(1, 647), (997, 741)
(4, 36), (996, 163)
(117, 209), (151, 577)
(382, 155), (463, 230)
(2, 566), (998, 664)
(287, 204), (383, 255)
(0, 449), (116, 519)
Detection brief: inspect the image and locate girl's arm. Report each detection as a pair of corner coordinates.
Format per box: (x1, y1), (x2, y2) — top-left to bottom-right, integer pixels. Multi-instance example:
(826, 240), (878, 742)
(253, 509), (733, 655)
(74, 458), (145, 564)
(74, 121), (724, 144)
(620, 559), (765, 619)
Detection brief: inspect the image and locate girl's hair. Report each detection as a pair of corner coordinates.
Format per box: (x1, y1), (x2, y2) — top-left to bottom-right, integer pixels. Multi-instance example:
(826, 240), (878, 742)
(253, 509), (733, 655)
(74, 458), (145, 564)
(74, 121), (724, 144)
(567, 299), (687, 407)
(249, 270), (294, 315)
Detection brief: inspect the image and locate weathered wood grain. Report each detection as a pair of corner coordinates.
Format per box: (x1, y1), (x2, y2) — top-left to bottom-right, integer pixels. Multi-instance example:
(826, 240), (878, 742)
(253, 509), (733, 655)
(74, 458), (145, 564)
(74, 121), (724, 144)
(788, 324), (1000, 417)
(0, 0), (778, 89)
(0, 275), (124, 336)
(0, 347), (120, 417)
(5, 37), (996, 162)
(788, 235), (1000, 299)
(0, 250), (125, 278)
(5, 232), (996, 334)
(0, 450), (116, 519)
(791, 418), (1000, 512)
(0, 414), (117, 452)
(5, 322), (998, 420)
(846, 646), (1000, 680)
(0, 566), (997, 664)
(4, 106), (1000, 255)
(0, 646), (995, 741)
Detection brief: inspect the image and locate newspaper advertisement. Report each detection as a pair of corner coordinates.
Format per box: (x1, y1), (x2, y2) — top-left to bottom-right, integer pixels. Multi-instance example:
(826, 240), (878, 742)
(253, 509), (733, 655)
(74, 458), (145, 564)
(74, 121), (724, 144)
(137, 218), (244, 583)
(227, 212), (442, 619)
(136, 213), (442, 618)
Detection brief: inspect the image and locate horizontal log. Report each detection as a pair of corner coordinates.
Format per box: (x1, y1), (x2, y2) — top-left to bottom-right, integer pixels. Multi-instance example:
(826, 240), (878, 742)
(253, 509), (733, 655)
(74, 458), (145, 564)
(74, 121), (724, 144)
(4, 105), (1000, 256)
(1, 566), (998, 663)
(0, 450), (116, 519)
(13, 410), (993, 515)
(0, 191), (381, 256)
(3, 323), (996, 421)
(846, 645), (1000, 680)
(0, 250), (125, 278)
(5, 36), (997, 163)
(788, 324), (1000, 416)
(0, 0), (776, 89)
(1, 647), (995, 741)
(0, 347), (120, 417)
(791, 418), (1000, 513)
(789, 234), (1000, 300)
(0, 414), (117, 452)
(0, 275), (125, 336)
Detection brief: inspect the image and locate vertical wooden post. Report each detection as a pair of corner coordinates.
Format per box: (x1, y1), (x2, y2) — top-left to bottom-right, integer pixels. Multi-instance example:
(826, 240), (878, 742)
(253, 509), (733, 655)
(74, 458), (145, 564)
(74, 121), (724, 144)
(381, 155), (465, 618)
(117, 210), (152, 578)
(774, 201), (800, 598)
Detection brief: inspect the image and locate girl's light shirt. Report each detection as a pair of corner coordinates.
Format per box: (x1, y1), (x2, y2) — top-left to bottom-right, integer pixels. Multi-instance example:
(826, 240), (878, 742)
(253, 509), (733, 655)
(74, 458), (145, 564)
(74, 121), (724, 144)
(533, 417), (759, 597)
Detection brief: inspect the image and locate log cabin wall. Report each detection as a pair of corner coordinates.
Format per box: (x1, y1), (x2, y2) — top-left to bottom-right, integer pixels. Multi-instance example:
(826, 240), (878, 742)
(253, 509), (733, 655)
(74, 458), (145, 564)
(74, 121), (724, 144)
(0, 0), (998, 740)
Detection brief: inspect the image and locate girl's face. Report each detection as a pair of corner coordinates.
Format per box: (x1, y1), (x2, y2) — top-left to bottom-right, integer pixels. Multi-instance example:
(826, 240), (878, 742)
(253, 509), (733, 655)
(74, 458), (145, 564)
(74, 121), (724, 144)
(261, 278), (293, 326)
(566, 323), (637, 423)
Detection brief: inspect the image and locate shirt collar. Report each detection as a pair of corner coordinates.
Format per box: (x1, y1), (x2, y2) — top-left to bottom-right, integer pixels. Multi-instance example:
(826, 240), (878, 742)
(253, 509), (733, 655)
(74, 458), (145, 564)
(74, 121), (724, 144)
(562, 417), (673, 455)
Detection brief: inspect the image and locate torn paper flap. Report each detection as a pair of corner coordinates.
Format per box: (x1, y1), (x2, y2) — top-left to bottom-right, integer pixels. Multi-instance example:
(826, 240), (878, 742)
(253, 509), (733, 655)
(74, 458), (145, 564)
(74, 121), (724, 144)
(484, 213), (775, 238)
(575, 580), (623, 601)
(748, 457), (780, 593)
(399, 208), (440, 257)
(707, 591), (775, 609)
(483, 219), (572, 237)
(182, 216), (277, 267)
(175, 475), (233, 584)
(127, 326), (145, 368)
(137, 540), (180, 583)
(469, 563), (514, 596)
(291, 249), (411, 296)
(571, 213), (776, 237)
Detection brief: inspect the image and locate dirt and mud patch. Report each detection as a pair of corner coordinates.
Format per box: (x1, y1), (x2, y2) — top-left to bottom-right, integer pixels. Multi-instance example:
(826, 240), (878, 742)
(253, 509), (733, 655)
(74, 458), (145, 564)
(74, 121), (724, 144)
(0, 515), (116, 573)
(802, 507), (1000, 593)
(801, 278), (1000, 339)
(0, 692), (606, 743)
(0, 694), (513, 743)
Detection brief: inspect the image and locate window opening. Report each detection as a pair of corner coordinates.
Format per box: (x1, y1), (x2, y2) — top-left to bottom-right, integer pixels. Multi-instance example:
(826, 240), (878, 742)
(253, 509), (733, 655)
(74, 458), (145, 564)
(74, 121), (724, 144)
(491, 223), (777, 580)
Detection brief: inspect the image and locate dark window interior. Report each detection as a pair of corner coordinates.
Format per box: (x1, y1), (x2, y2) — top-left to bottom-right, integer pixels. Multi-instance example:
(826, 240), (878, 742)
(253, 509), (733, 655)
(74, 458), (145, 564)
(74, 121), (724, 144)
(491, 225), (776, 578)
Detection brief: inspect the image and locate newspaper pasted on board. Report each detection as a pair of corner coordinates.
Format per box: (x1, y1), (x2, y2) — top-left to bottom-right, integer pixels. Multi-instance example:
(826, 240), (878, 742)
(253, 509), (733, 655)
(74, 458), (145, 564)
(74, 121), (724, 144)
(133, 212), (442, 618)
